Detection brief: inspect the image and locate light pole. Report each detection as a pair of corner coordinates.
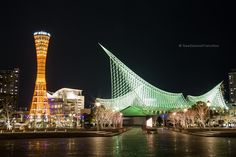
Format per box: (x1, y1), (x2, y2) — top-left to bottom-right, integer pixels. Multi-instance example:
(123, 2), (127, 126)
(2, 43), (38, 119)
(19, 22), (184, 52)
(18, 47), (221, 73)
(94, 102), (101, 130)
(120, 113), (123, 128)
(232, 103), (236, 116)
(95, 102), (101, 107)
(207, 101), (211, 129)
(183, 108), (187, 128)
(172, 112), (176, 128)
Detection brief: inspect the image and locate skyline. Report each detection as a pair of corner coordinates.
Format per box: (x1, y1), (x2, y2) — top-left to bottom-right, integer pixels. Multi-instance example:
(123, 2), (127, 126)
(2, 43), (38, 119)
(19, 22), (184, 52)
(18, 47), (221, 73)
(0, 0), (234, 107)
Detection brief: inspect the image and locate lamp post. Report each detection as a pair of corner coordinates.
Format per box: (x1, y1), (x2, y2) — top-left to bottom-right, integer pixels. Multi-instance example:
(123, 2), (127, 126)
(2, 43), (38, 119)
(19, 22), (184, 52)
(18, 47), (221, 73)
(172, 112), (176, 128)
(94, 102), (101, 130)
(207, 101), (211, 130)
(120, 113), (123, 128)
(183, 108), (187, 128)
(232, 103), (236, 117)
(162, 114), (165, 127)
(76, 114), (80, 128)
(95, 102), (101, 107)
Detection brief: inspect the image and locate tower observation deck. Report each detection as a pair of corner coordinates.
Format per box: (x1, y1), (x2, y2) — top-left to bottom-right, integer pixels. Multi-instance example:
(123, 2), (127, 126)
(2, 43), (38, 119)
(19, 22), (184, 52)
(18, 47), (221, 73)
(30, 31), (51, 120)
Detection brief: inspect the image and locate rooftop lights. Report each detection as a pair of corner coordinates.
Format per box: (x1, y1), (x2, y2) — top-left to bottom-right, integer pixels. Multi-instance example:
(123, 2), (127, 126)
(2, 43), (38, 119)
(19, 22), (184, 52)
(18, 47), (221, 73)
(33, 31), (51, 37)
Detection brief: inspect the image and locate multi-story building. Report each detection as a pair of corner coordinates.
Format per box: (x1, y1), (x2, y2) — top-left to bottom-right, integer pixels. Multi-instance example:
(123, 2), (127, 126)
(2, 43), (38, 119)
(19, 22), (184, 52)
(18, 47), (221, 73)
(0, 68), (19, 110)
(229, 70), (236, 103)
(48, 88), (85, 116)
(47, 88), (85, 127)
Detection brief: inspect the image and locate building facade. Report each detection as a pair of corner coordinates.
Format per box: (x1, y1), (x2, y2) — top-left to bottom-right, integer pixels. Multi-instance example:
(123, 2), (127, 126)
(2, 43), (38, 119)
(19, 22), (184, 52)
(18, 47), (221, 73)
(47, 88), (84, 127)
(229, 70), (236, 103)
(0, 68), (19, 110)
(48, 88), (85, 116)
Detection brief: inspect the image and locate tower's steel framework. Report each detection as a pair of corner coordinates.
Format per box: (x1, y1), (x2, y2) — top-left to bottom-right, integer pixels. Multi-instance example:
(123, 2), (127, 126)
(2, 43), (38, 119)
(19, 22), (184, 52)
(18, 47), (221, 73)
(30, 31), (51, 118)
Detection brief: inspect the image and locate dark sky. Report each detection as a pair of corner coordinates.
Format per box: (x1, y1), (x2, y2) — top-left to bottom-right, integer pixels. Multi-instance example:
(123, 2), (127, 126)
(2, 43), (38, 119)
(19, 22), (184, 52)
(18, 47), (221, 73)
(0, 0), (234, 107)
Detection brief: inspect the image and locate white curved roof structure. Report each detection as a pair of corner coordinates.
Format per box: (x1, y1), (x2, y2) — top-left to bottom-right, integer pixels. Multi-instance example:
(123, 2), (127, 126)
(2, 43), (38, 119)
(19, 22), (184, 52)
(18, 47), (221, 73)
(96, 44), (228, 115)
(187, 83), (228, 109)
(96, 44), (189, 114)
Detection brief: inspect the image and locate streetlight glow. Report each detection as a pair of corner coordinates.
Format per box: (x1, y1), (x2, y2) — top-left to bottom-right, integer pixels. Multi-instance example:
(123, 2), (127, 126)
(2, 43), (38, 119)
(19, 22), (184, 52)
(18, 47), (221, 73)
(95, 102), (101, 107)
(207, 101), (211, 107)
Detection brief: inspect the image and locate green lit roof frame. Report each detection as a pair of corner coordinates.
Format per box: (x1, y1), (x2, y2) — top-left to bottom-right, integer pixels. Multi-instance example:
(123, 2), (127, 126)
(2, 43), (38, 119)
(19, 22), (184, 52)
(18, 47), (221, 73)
(96, 44), (228, 115)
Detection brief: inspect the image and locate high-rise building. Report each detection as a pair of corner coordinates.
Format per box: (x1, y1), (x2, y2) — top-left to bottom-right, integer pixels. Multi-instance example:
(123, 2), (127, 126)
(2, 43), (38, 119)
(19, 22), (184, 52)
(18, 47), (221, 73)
(0, 68), (19, 110)
(29, 31), (51, 120)
(228, 70), (236, 103)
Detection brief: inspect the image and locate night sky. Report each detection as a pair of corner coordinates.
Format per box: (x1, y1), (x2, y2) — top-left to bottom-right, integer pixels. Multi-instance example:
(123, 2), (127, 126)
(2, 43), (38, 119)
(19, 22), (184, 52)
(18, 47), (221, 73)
(0, 0), (234, 107)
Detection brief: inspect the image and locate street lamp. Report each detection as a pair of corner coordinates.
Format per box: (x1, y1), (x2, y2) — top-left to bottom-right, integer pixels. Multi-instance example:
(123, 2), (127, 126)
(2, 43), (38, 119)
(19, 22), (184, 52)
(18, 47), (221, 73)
(172, 112), (176, 128)
(232, 103), (236, 116)
(120, 113), (123, 128)
(95, 102), (101, 107)
(183, 108), (187, 128)
(207, 101), (211, 107)
(206, 101), (211, 129)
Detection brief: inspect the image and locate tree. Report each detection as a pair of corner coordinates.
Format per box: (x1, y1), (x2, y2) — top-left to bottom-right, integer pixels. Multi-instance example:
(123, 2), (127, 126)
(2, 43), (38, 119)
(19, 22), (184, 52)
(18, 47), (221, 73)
(0, 95), (15, 130)
(112, 112), (122, 128)
(192, 101), (209, 128)
(93, 105), (123, 129)
(185, 108), (197, 127)
(93, 105), (106, 129)
(168, 112), (178, 128)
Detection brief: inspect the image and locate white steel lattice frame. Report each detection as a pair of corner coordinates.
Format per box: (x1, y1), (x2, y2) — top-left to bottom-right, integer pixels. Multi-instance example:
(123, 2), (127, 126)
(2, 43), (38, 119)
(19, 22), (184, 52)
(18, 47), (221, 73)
(96, 44), (189, 113)
(96, 44), (228, 114)
(187, 82), (228, 109)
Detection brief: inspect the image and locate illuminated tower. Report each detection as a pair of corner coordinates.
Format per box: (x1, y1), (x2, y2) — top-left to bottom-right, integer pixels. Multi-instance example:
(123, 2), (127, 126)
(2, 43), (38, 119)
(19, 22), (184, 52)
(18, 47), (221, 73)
(30, 31), (51, 120)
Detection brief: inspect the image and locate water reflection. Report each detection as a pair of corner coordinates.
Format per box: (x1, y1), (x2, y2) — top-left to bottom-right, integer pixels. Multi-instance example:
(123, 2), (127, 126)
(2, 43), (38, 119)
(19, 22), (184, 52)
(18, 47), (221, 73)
(0, 128), (236, 157)
(145, 134), (156, 154)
